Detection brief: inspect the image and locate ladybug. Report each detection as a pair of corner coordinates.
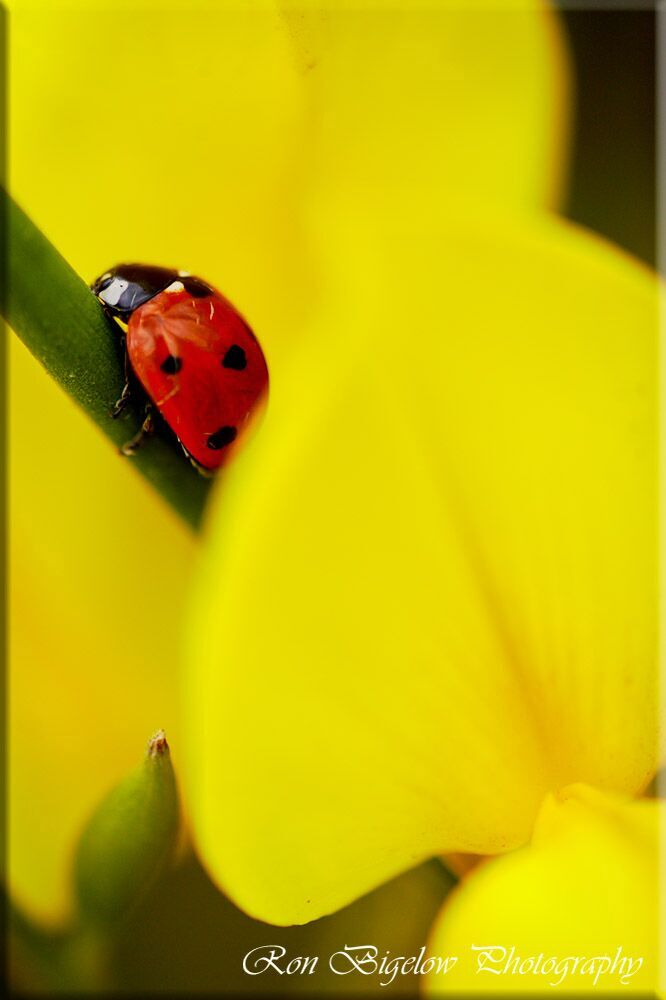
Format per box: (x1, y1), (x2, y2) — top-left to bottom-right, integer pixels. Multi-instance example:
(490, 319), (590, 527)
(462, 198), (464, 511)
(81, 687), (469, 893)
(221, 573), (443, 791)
(91, 264), (268, 472)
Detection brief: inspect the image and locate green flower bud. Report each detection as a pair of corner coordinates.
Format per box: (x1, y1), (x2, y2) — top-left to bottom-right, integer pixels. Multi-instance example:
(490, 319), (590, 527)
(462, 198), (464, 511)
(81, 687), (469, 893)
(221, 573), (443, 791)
(74, 730), (179, 927)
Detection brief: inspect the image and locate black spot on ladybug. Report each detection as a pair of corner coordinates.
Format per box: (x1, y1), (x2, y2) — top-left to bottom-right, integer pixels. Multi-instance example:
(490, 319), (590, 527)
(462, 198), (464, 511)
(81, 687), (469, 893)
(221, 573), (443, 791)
(182, 276), (212, 298)
(207, 426), (237, 450)
(222, 345), (247, 370)
(160, 354), (182, 375)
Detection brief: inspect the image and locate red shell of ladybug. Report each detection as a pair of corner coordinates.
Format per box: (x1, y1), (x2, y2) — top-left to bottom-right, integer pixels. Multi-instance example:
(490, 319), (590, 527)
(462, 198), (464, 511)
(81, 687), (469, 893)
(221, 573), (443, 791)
(91, 264), (268, 471)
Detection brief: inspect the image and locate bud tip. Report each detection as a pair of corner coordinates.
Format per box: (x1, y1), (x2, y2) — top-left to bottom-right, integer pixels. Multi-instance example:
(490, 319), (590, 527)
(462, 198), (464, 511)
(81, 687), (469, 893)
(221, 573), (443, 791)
(147, 729), (169, 758)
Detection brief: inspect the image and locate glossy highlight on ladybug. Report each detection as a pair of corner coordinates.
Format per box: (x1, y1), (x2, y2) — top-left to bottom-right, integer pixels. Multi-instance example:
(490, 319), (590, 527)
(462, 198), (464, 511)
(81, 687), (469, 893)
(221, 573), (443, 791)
(91, 264), (269, 472)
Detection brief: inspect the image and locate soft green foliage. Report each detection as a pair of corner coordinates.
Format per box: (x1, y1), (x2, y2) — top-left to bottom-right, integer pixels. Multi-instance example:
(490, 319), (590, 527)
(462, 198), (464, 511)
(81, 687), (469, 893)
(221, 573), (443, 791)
(74, 732), (180, 928)
(3, 193), (210, 529)
(9, 908), (109, 993)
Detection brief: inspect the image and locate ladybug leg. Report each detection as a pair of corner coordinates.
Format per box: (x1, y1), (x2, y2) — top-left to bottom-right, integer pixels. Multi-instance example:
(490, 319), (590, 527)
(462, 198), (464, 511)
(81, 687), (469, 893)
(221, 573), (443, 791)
(112, 381), (132, 419)
(111, 347), (133, 418)
(187, 453), (215, 479)
(120, 405), (155, 457)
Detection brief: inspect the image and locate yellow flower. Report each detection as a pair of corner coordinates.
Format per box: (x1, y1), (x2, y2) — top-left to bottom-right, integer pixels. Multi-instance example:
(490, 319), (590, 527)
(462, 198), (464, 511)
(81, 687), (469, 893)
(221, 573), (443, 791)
(174, 15), (659, 989)
(428, 786), (659, 993)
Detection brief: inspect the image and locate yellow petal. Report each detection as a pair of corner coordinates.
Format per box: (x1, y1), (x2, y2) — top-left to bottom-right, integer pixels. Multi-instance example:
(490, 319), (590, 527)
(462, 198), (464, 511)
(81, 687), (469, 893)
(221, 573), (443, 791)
(184, 213), (656, 925)
(10, 0), (568, 362)
(399, 215), (657, 798)
(314, 211), (658, 799)
(281, 0), (569, 221)
(9, 0), (307, 346)
(427, 786), (660, 994)
(9, 336), (196, 924)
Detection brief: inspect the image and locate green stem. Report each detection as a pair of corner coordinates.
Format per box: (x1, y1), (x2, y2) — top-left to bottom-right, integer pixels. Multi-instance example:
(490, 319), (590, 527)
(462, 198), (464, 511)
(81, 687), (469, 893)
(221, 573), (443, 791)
(3, 191), (210, 529)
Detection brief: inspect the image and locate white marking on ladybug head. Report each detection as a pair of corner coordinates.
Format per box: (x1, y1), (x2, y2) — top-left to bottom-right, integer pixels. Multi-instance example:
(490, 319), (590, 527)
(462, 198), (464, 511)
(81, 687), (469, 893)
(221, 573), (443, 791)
(99, 277), (129, 306)
(178, 270), (191, 278)
(165, 280), (185, 294)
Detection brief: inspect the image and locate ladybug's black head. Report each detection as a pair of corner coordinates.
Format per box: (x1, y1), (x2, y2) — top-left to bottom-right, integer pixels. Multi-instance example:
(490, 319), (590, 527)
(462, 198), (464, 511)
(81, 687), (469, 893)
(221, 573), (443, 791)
(91, 263), (181, 322)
